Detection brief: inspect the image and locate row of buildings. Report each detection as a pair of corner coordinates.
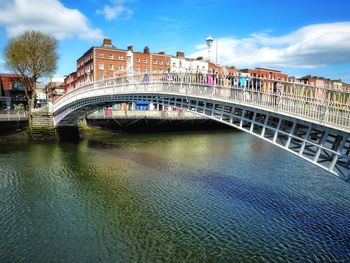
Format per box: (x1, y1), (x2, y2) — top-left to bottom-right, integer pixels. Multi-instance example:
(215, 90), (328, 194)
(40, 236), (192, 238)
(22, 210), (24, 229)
(0, 74), (63, 110)
(0, 37), (349, 110)
(63, 38), (289, 93)
(64, 38), (350, 93)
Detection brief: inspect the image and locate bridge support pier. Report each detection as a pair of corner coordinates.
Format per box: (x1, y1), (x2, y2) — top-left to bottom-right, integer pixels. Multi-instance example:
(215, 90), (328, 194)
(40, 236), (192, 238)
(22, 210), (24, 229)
(57, 126), (80, 142)
(31, 111), (57, 141)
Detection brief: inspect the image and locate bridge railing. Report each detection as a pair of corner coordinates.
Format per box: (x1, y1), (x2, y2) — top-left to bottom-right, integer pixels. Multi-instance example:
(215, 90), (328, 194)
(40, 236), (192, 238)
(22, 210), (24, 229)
(53, 73), (350, 131)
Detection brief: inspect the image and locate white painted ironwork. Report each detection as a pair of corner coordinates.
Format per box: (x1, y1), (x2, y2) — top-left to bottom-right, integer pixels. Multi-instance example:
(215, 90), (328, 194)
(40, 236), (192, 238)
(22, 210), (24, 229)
(88, 110), (206, 120)
(52, 73), (350, 180)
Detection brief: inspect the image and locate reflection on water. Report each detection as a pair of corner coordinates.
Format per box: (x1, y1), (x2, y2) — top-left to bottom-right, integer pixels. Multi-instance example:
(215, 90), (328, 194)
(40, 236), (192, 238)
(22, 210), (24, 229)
(0, 131), (350, 262)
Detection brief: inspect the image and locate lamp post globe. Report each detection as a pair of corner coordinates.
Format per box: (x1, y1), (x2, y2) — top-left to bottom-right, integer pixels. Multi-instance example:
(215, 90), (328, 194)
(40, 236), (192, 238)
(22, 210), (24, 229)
(206, 35), (214, 48)
(206, 35), (214, 63)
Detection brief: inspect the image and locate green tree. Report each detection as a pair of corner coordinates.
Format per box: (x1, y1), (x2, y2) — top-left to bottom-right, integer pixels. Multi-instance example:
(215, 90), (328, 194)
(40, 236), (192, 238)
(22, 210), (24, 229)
(4, 30), (58, 129)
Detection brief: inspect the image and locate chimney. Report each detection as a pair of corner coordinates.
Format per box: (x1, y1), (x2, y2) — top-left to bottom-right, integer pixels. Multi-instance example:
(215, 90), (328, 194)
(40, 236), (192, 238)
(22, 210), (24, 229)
(176, 51), (185, 58)
(144, 46), (150, 54)
(196, 56), (203, 61)
(159, 50), (165, 55)
(102, 38), (112, 47)
(127, 45), (133, 51)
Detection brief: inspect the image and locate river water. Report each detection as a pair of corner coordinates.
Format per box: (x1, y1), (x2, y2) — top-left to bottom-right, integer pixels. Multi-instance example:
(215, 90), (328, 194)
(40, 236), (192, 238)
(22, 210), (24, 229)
(1, 131), (350, 262)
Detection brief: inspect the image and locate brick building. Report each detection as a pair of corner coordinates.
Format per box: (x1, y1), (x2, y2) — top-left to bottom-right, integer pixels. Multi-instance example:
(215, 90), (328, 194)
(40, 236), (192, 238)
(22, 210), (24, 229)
(208, 62), (221, 73)
(46, 77), (65, 102)
(342, 82), (350, 92)
(223, 66), (237, 75)
(132, 46), (151, 74)
(0, 73), (27, 110)
(298, 75), (350, 92)
(240, 67), (288, 80)
(298, 75), (332, 88)
(67, 38), (239, 91)
(77, 38), (128, 87)
(64, 72), (77, 93)
(150, 51), (171, 74)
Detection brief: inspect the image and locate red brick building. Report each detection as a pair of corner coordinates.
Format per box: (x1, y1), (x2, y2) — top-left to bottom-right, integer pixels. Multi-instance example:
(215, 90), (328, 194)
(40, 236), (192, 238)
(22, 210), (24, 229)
(132, 46), (151, 75)
(342, 82), (350, 92)
(298, 75), (332, 88)
(77, 38), (128, 86)
(64, 72), (77, 93)
(222, 66), (237, 75)
(0, 73), (28, 110)
(208, 62), (221, 73)
(46, 77), (65, 102)
(240, 67), (288, 80)
(150, 51), (171, 74)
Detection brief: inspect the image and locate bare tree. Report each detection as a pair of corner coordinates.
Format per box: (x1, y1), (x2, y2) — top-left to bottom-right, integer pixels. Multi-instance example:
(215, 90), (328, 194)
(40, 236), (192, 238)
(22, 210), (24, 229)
(4, 30), (58, 128)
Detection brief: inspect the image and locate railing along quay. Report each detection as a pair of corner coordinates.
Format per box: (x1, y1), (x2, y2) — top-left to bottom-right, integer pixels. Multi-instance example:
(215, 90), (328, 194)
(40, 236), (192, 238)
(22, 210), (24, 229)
(0, 110), (28, 122)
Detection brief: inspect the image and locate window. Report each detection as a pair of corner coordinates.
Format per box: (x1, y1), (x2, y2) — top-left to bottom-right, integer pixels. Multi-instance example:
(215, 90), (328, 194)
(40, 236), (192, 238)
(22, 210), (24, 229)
(99, 75), (104, 80)
(99, 63), (104, 70)
(179, 61), (182, 68)
(98, 53), (104, 58)
(202, 66), (205, 70)
(153, 59), (157, 64)
(153, 68), (157, 72)
(136, 67), (140, 73)
(143, 67), (147, 73)
(197, 65), (199, 70)
(135, 57), (140, 63)
(109, 54), (114, 59)
(166, 61), (169, 66)
(109, 64), (114, 70)
(159, 60), (163, 65)
(172, 62), (176, 67)
(143, 58), (147, 63)
(118, 55), (123, 60)
(118, 65), (123, 71)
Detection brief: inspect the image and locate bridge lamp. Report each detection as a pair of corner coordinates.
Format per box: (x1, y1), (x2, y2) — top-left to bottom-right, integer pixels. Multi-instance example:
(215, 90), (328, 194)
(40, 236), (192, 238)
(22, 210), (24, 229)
(206, 35), (214, 63)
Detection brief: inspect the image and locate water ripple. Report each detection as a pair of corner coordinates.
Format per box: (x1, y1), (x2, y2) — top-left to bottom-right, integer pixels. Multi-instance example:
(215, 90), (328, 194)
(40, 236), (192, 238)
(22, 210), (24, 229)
(1, 133), (350, 262)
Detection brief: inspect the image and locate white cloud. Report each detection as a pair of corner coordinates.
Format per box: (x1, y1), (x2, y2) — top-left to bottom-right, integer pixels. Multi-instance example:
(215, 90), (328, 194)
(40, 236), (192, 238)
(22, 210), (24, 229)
(96, 0), (133, 21)
(190, 22), (350, 69)
(0, 0), (104, 40)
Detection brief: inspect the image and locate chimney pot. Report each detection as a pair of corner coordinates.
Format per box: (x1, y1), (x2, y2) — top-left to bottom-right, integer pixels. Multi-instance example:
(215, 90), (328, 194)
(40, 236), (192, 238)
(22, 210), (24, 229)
(176, 51), (185, 58)
(103, 38), (112, 47)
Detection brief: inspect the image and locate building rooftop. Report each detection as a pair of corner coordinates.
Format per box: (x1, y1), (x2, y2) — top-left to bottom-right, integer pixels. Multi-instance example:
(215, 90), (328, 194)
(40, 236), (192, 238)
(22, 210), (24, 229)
(0, 73), (21, 78)
(255, 67), (282, 73)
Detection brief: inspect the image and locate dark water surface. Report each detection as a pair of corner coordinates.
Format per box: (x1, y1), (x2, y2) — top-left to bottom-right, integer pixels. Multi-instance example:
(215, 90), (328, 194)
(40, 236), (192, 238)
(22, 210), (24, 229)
(1, 131), (349, 262)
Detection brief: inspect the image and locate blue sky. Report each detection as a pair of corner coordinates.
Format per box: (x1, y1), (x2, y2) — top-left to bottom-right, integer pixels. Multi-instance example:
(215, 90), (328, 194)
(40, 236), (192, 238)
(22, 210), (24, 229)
(0, 0), (350, 82)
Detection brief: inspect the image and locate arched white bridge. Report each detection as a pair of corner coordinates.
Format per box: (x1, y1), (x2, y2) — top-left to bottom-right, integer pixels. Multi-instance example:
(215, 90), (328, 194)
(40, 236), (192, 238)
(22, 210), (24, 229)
(52, 73), (350, 180)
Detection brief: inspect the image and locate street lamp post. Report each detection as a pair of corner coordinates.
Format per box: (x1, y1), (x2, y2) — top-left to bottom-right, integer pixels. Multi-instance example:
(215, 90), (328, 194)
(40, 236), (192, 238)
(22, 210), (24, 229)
(206, 35), (214, 63)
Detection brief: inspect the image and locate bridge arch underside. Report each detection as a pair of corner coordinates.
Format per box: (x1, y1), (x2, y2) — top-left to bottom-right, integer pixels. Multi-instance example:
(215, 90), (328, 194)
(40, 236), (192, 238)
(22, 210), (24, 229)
(54, 93), (350, 180)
